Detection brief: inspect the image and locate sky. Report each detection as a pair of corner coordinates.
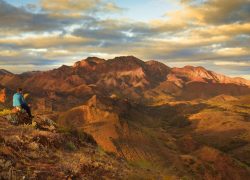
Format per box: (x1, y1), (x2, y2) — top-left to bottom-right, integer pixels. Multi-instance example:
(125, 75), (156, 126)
(0, 0), (250, 79)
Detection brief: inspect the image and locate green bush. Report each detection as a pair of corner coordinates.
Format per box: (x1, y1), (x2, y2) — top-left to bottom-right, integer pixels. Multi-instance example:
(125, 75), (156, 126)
(64, 141), (77, 151)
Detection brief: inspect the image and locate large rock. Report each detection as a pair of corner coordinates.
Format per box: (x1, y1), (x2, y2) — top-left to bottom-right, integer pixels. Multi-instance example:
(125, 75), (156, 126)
(32, 116), (57, 132)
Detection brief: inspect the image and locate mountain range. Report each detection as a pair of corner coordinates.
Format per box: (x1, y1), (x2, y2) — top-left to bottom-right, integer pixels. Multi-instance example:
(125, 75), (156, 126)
(0, 56), (249, 106)
(1, 56), (250, 179)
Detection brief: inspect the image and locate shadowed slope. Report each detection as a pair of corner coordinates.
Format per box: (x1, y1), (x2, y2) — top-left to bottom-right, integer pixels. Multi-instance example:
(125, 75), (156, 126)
(57, 95), (250, 179)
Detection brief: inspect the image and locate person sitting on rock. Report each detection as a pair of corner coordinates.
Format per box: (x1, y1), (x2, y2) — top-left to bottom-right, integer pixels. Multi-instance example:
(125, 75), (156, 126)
(13, 88), (32, 118)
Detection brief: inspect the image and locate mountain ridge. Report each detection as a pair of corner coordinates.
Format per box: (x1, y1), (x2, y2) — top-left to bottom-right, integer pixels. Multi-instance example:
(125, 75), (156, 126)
(0, 69), (12, 76)
(0, 56), (250, 105)
(1, 56), (249, 86)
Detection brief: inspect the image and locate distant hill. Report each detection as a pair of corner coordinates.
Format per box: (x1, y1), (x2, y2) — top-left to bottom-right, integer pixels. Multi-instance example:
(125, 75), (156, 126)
(0, 69), (12, 76)
(0, 56), (249, 105)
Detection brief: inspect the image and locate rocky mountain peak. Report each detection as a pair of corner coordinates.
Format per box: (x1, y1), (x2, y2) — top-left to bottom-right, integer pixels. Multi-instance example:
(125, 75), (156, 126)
(109, 56), (145, 67)
(73, 57), (106, 68)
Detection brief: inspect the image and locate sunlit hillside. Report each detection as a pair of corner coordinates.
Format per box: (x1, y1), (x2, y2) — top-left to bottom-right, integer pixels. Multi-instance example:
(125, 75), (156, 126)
(0, 0), (250, 179)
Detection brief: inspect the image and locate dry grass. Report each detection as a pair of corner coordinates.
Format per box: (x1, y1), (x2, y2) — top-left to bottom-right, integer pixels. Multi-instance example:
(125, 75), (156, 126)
(0, 109), (12, 116)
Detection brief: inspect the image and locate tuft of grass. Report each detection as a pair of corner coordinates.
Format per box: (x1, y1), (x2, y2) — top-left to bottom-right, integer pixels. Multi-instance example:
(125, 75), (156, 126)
(128, 160), (152, 170)
(0, 109), (12, 116)
(64, 141), (77, 151)
(97, 146), (106, 156)
(56, 126), (72, 134)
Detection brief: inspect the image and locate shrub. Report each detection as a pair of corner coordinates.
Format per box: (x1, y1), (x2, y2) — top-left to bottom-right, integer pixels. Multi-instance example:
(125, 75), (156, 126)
(64, 141), (77, 151)
(0, 109), (12, 116)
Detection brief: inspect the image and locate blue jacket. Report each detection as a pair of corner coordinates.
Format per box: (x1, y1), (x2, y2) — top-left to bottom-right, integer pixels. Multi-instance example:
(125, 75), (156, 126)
(13, 93), (26, 107)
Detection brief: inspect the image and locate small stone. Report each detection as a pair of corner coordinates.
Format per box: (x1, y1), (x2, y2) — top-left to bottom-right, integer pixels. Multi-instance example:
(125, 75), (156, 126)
(27, 142), (39, 151)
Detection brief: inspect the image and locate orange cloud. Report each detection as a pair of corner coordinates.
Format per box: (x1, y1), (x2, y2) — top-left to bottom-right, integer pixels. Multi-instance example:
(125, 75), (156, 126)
(41, 0), (100, 12)
(0, 34), (91, 48)
(167, 0), (250, 25)
(215, 48), (249, 56)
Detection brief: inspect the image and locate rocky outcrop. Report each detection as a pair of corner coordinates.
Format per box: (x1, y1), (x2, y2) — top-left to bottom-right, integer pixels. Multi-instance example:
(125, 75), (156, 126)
(0, 115), (149, 179)
(58, 95), (123, 153)
(73, 57), (106, 69)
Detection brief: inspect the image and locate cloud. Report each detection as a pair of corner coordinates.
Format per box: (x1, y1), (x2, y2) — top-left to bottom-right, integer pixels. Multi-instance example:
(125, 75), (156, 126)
(0, 0), (122, 35)
(0, 0), (82, 33)
(102, 2), (124, 12)
(192, 23), (250, 38)
(176, 0), (250, 25)
(213, 61), (250, 66)
(0, 50), (20, 57)
(41, 0), (100, 12)
(40, 0), (124, 16)
(0, 56), (58, 66)
(72, 18), (187, 50)
(215, 47), (249, 56)
(0, 34), (91, 48)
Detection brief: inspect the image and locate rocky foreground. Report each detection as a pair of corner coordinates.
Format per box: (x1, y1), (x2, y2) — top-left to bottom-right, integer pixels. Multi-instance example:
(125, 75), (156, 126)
(0, 114), (162, 179)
